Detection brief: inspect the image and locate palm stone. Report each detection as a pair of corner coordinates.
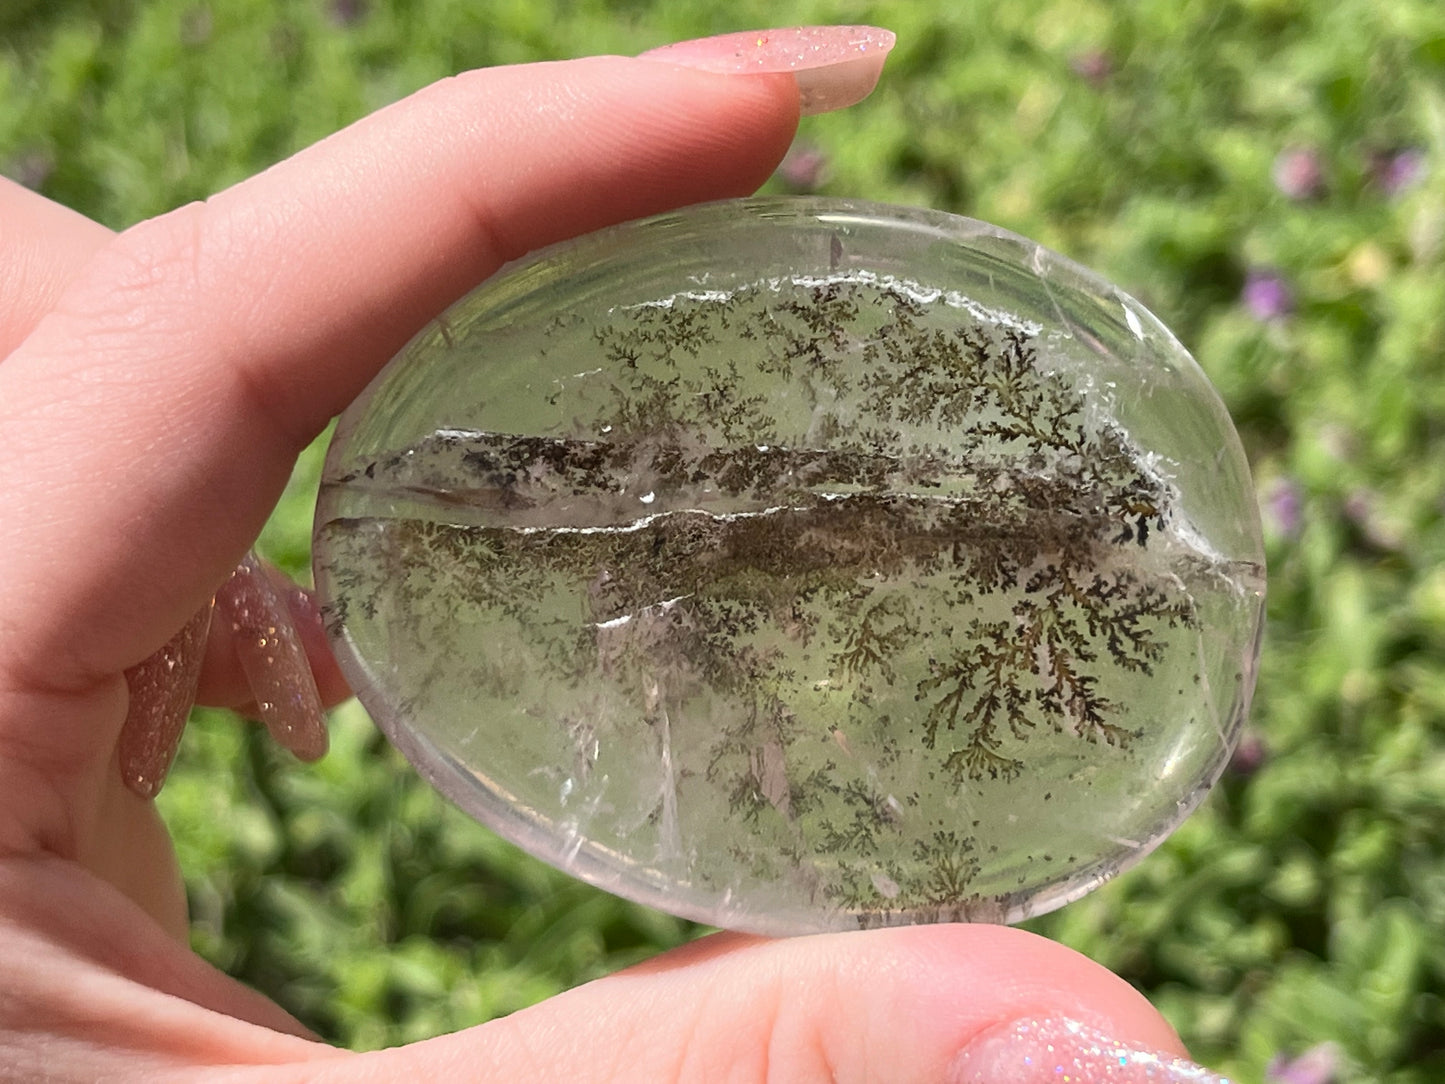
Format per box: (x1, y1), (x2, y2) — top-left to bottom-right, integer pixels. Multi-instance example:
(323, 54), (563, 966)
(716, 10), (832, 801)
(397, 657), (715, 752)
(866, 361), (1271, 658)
(313, 197), (1266, 934)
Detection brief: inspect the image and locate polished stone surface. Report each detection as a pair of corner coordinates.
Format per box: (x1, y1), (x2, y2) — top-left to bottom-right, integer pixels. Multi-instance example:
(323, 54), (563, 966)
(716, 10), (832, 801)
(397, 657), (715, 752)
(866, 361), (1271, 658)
(314, 198), (1265, 934)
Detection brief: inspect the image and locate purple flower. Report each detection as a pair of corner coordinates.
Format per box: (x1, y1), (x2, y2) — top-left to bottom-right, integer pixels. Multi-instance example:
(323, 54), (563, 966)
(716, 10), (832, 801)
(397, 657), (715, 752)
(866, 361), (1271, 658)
(776, 142), (831, 192)
(1370, 147), (1426, 197)
(1243, 269), (1294, 321)
(1227, 731), (1268, 777)
(329, 0), (369, 27)
(1263, 476), (1303, 539)
(1272, 146), (1325, 200)
(1069, 49), (1112, 85)
(1266, 1041), (1341, 1084)
(7, 150), (53, 191)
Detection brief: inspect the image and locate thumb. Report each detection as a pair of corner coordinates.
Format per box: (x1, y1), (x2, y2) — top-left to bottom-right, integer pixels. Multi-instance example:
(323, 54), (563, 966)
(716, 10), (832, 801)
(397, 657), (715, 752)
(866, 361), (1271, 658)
(293, 925), (1219, 1083)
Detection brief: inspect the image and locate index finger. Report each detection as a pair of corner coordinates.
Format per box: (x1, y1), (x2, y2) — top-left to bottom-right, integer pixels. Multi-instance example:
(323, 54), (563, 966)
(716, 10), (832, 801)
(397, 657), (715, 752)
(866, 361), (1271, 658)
(0, 57), (800, 695)
(0, 179), (114, 359)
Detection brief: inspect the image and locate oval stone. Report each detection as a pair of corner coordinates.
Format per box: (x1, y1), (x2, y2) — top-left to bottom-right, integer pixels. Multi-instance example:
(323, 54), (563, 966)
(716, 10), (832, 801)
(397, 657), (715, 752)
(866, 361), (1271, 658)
(313, 198), (1265, 934)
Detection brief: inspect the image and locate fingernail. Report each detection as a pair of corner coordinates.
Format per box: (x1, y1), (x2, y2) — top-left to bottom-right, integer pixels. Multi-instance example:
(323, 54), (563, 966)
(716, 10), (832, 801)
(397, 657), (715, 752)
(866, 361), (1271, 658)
(120, 602), (213, 798)
(639, 26), (896, 115)
(951, 1018), (1233, 1083)
(214, 552), (329, 762)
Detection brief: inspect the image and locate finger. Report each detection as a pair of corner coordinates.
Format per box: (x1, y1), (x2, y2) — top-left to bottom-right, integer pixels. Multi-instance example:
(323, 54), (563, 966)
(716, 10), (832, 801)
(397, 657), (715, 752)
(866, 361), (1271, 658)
(196, 569), (351, 713)
(120, 555), (342, 799)
(0, 179), (113, 358)
(0, 191), (346, 796)
(0, 58), (800, 706)
(119, 605), (212, 798)
(0, 182), (344, 783)
(0, 914), (1216, 1082)
(0, 855), (331, 1072)
(292, 925), (1214, 1083)
(0, 59), (801, 877)
(209, 554), (327, 760)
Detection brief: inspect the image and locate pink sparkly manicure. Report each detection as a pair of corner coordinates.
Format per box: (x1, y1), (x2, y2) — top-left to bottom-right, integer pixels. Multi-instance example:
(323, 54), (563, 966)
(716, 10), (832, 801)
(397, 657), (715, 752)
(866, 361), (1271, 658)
(640, 26), (897, 115)
(952, 1018), (1232, 1083)
(120, 603), (213, 797)
(119, 550), (329, 799)
(214, 553), (328, 762)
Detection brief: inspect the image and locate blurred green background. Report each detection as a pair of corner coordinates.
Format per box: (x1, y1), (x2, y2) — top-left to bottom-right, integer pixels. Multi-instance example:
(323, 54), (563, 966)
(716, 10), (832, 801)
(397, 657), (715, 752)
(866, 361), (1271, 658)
(5, 0), (1445, 1079)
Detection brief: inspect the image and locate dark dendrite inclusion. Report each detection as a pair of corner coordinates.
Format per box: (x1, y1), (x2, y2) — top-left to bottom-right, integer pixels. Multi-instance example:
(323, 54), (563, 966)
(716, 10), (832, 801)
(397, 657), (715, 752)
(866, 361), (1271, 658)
(315, 202), (1264, 934)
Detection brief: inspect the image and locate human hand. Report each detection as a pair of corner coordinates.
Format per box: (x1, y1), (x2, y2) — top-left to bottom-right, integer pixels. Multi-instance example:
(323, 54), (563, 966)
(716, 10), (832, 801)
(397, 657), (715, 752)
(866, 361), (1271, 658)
(0, 28), (1225, 1081)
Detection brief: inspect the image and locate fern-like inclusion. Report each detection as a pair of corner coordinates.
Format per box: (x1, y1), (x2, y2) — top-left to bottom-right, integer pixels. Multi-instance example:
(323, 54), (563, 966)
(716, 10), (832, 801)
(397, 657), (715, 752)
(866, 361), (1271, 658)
(319, 274), (1252, 927)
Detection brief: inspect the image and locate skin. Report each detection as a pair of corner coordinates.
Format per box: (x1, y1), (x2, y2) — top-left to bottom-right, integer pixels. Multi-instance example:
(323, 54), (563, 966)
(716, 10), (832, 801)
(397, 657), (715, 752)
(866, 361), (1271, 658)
(0, 56), (1191, 1081)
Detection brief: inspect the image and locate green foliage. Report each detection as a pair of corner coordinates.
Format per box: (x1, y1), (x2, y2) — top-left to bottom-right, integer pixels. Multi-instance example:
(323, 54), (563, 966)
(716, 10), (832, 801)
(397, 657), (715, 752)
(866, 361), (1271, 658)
(7, 0), (1445, 1077)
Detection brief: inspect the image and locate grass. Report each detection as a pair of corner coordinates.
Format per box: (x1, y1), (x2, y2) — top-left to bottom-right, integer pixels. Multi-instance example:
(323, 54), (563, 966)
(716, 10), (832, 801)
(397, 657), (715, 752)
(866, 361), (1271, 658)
(6, 0), (1445, 1078)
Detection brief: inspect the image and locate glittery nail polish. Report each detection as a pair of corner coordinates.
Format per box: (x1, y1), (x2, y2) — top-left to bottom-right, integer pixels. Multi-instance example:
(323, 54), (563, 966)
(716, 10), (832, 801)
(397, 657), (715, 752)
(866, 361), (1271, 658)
(639, 26), (896, 115)
(951, 1018), (1232, 1083)
(214, 552), (328, 761)
(120, 601), (213, 797)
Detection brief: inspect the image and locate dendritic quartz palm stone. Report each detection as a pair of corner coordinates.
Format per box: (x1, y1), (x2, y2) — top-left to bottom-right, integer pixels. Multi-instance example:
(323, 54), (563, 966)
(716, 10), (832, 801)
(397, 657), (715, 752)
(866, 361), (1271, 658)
(314, 198), (1265, 934)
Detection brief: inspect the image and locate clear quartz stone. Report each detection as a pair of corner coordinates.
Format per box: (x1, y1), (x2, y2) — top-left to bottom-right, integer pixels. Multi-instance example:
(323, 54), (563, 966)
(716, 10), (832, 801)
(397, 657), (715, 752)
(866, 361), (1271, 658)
(313, 198), (1265, 934)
